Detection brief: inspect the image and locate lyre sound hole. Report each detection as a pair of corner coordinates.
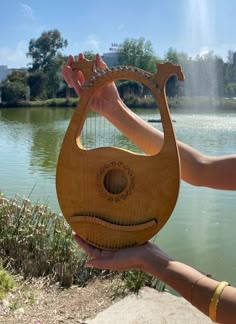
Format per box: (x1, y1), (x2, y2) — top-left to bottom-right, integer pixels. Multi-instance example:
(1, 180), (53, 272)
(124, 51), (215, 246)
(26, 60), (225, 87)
(103, 169), (128, 194)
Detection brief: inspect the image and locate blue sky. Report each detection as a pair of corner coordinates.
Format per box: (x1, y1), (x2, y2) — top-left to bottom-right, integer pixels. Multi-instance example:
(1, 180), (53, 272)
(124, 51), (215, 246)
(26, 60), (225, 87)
(0, 0), (235, 68)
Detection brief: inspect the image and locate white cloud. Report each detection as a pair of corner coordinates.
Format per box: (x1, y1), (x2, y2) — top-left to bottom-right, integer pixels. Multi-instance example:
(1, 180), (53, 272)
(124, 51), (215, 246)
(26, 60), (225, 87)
(86, 35), (100, 50)
(18, 2), (46, 35)
(0, 41), (30, 68)
(19, 2), (34, 20)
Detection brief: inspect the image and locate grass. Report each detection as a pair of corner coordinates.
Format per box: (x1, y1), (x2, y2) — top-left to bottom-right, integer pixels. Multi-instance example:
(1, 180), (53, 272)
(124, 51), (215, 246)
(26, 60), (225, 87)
(0, 192), (165, 295)
(1, 96), (236, 110)
(0, 266), (16, 300)
(0, 192), (88, 287)
(0, 98), (79, 108)
(29, 98), (79, 107)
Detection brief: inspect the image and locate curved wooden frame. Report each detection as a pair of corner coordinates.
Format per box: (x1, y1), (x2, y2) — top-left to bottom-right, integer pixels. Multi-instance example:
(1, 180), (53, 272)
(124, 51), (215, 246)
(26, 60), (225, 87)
(56, 59), (184, 249)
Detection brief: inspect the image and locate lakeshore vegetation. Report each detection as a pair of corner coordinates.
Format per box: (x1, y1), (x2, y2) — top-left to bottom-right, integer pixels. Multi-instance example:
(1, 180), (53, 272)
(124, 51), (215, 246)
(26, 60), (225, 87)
(0, 192), (164, 298)
(0, 29), (236, 108)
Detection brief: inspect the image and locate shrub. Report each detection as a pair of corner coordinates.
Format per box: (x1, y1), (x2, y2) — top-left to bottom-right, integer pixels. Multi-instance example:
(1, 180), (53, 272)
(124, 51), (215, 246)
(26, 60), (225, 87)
(0, 267), (16, 299)
(0, 192), (164, 291)
(0, 193), (87, 286)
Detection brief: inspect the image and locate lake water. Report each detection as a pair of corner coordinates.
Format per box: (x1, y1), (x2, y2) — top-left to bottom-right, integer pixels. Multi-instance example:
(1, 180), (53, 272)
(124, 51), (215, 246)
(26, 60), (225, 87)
(0, 107), (236, 286)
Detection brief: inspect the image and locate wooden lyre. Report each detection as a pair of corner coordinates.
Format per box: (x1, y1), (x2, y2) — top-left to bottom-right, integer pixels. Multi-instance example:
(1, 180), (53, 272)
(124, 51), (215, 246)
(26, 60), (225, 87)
(56, 58), (184, 249)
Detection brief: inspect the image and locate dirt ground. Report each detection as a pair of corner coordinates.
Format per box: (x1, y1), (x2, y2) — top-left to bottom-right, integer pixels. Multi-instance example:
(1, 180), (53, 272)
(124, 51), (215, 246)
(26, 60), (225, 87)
(0, 277), (126, 324)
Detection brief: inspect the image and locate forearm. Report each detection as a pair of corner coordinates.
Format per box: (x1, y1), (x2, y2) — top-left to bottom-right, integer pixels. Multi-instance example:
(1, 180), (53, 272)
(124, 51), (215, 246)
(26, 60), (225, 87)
(145, 255), (236, 323)
(107, 100), (236, 189)
(106, 98), (163, 155)
(177, 143), (236, 189)
(148, 259), (217, 315)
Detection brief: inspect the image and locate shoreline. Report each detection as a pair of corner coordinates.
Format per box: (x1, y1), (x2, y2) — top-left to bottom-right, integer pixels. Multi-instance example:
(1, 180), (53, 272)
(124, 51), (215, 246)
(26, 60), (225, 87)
(1, 96), (236, 111)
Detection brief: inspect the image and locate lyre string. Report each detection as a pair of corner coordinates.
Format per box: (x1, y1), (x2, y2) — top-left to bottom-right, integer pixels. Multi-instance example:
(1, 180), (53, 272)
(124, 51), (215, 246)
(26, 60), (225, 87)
(81, 77), (158, 246)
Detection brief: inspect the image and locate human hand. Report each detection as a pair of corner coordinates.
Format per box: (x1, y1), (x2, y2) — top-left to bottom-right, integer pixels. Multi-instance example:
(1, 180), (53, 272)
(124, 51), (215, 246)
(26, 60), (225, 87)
(62, 53), (121, 118)
(73, 234), (172, 277)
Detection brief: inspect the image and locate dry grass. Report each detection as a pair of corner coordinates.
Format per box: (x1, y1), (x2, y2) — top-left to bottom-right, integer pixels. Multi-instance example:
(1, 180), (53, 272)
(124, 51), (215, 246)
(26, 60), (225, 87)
(0, 192), (164, 296)
(0, 276), (125, 323)
(0, 192), (91, 287)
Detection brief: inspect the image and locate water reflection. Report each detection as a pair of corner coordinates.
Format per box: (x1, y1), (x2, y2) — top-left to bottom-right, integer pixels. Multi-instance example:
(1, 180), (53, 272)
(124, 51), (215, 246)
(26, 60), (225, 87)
(0, 106), (74, 124)
(0, 107), (75, 206)
(30, 126), (64, 174)
(0, 107), (236, 285)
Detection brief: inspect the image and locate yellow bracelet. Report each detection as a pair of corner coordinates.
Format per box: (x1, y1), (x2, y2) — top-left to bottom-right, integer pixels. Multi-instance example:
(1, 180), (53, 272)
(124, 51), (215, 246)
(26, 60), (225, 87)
(209, 281), (229, 322)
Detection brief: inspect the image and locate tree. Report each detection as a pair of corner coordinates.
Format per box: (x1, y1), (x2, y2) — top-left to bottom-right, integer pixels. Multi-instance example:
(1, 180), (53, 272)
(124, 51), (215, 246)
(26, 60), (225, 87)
(116, 38), (158, 99)
(224, 50), (236, 88)
(0, 70), (28, 104)
(27, 30), (68, 98)
(164, 47), (180, 65)
(7, 70), (27, 84)
(117, 80), (143, 98)
(164, 48), (186, 97)
(83, 51), (96, 60)
(224, 82), (236, 97)
(27, 71), (47, 99)
(1, 81), (28, 104)
(27, 29), (67, 71)
(118, 38), (158, 73)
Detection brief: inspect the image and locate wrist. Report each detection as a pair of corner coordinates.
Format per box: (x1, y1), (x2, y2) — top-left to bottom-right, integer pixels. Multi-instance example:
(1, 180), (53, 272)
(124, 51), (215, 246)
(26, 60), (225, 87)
(139, 243), (173, 281)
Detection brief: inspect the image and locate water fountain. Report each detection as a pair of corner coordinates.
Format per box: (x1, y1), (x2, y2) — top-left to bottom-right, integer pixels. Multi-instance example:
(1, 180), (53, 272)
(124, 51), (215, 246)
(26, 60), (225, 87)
(182, 0), (220, 102)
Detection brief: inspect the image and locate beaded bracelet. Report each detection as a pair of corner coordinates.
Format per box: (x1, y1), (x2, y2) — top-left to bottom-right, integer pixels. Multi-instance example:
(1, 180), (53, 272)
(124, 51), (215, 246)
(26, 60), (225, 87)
(209, 281), (229, 322)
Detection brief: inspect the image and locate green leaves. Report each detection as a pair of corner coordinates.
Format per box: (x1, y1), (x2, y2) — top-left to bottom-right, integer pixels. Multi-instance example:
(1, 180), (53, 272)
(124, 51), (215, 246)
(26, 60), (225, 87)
(0, 267), (16, 300)
(27, 29), (68, 72)
(118, 37), (158, 74)
(27, 29), (68, 98)
(0, 194), (84, 287)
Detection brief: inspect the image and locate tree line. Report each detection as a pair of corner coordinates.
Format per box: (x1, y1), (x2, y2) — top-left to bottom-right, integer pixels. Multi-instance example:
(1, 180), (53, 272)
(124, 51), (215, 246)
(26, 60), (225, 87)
(1, 29), (236, 105)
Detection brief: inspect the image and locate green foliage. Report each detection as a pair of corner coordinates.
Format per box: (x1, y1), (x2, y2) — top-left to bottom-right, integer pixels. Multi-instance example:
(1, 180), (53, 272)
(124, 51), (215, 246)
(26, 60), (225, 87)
(164, 48), (186, 97)
(224, 50), (236, 96)
(123, 270), (165, 293)
(118, 37), (158, 73)
(83, 51), (96, 60)
(27, 29), (67, 72)
(123, 94), (157, 109)
(27, 71), (48, 99)
(1, 81), (28, 104)
(117, 80), (143, 98)
(224, 82), (236, 97)
(3, 30), (236, 107)
(7, 71), (27, 84)
(29, 98), (79, 107)
(117, 38), (158, 99)
(0, 193), (164, 292)
(0, 70), (29, 104)
(163, 48), (226, 97)
(0, 267), (16, 299)
(0, 193), (87, 287)
(27, 29), (68, 99)
(164, 47), (181, 64)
